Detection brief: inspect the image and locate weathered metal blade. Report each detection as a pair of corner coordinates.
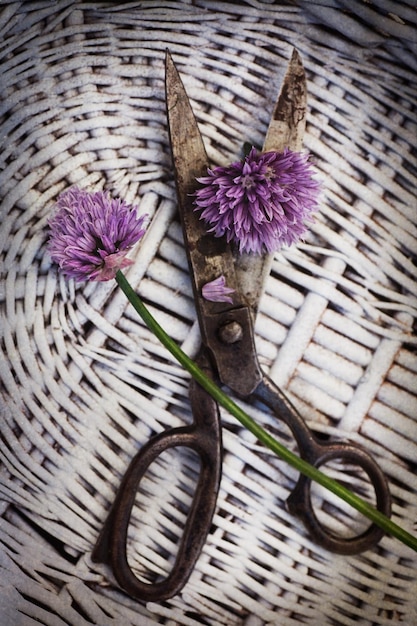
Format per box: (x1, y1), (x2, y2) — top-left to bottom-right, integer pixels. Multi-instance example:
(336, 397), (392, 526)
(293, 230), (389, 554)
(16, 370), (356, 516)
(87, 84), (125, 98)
(165, 51), (209, 217)
(234, 48), (307, 315)
(165, 50), (241, 313)
(166, 50), (262, 394)
(263, 48), (307, 153)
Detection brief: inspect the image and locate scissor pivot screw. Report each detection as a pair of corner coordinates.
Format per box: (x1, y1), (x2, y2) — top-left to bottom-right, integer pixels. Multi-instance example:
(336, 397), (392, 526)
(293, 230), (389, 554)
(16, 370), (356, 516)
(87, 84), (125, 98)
(218, 320), (243, 344)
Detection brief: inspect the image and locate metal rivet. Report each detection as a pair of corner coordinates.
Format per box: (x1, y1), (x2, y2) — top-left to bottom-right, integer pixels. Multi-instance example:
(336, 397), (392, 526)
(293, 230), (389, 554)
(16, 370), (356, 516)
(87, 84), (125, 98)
(218, 321), (243, 344)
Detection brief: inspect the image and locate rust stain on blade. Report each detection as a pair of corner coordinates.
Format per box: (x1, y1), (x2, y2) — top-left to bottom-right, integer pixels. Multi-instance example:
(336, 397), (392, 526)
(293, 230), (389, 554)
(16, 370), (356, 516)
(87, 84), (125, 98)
(263, 48), (307, 153)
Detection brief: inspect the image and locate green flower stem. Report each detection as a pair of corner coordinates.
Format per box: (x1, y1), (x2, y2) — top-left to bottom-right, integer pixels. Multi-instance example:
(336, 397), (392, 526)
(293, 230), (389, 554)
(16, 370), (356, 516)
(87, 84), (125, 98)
(116, 270), (417, 552)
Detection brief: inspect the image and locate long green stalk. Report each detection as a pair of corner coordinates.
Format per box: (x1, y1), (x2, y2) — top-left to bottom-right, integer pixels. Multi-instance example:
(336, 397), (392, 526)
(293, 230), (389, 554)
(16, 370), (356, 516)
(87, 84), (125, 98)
(116, 270), (417, 552)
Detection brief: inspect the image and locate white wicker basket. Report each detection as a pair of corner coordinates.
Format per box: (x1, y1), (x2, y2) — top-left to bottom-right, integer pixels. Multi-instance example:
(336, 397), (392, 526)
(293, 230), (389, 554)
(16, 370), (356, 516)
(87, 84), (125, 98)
(1, 2), (416, 625)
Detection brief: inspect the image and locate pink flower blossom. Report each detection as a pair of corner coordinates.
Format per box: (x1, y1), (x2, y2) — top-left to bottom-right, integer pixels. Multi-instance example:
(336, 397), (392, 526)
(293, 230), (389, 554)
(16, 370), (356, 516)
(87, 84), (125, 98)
(194, 147), (321, 255)
(48, 188), (147, 282)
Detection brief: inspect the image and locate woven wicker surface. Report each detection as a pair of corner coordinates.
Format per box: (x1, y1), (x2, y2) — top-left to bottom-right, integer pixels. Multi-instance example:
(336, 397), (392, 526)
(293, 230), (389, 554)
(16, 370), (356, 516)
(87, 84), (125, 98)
(1, 1), (416, 624)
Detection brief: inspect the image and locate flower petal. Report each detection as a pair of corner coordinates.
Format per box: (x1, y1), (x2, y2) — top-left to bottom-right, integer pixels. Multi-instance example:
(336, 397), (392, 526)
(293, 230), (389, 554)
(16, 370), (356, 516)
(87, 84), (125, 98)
(194, 147), (321, 254)
(202, 275), (235, 304)
(48, 187), (147, 282)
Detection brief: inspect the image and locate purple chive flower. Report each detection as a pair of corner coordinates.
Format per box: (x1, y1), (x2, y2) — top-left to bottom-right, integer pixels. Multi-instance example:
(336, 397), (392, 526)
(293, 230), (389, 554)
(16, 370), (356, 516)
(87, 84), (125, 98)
(202, 275), (235, 304)
(194, 147), (321, 255)
(48, 187), (147, 282)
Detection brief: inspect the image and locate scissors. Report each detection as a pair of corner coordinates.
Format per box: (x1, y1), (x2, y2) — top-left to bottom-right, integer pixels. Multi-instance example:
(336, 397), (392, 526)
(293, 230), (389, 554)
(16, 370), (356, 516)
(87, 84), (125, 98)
(92, 49), (391, 602)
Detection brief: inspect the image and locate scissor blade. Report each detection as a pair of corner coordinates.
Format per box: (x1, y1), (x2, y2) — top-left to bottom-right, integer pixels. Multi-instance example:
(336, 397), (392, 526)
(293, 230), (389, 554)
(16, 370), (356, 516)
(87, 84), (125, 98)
(234, 48), (307, 315)
(166, 51), (262, 395)
(165, 51), (210, 210)
(263, 48), (306, 153)
(165, 50), (240, 310)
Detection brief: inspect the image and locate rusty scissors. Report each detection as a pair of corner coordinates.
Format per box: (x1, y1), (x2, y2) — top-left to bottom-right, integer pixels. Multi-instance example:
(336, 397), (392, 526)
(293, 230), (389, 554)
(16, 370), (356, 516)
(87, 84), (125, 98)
(92, 50), (391, 602)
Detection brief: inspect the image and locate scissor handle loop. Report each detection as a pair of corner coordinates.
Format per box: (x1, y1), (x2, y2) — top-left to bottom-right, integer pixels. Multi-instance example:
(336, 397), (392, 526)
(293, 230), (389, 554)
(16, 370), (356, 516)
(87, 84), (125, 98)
(92, 382), (222, 602)
(286, 444), (391, 554)
(254, 377), (391, 553)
